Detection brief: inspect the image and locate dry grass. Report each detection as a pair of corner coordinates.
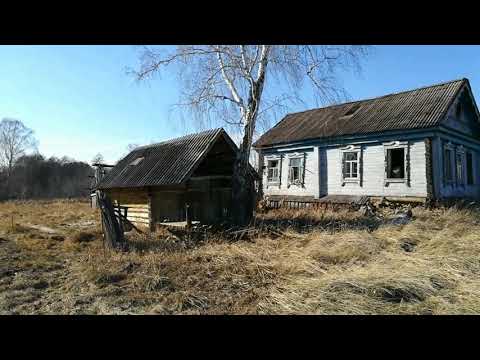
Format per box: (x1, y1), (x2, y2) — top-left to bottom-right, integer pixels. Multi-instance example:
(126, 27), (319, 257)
(1, 200), (480, 314)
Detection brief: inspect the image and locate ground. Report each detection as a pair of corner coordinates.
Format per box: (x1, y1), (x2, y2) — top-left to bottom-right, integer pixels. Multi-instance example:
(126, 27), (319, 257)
(1, 199), (480, 314)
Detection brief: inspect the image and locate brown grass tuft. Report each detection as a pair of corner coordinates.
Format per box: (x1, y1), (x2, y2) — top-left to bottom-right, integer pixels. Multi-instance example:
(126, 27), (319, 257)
(2, 199), (480, 314)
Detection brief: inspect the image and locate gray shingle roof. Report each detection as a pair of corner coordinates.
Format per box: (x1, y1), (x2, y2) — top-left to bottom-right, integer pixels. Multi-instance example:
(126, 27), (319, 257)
(98, 128), (225, 189)
(254, 78), (467, 148)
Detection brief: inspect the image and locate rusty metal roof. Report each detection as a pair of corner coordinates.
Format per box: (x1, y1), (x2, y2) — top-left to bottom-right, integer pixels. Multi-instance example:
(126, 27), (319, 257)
(98, 128), (226, 189)
(254, 78), (467, 148)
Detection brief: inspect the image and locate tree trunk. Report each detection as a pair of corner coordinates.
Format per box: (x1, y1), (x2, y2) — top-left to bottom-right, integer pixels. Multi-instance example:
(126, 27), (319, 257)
(231, 110), (257, 226)
(231, 64), (267, 226)
(231, 143), (255, 226)
(6, 161), (12, 199)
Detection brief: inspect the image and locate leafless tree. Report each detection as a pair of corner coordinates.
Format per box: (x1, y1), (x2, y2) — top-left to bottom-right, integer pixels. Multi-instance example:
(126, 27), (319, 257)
(126, 143), (140, 152)
(91, 153), (105, 165)
(0, 118), (38, 192)
(131, 45), (370, 225)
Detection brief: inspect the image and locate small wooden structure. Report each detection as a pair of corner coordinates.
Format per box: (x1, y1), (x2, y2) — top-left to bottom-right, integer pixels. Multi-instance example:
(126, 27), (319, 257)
(96, 128), (257, 231)
(89, 163), (114, 208)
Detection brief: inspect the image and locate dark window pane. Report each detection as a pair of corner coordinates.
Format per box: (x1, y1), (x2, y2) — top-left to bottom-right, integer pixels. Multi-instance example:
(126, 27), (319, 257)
(343, 162), (349, 177)
(467, 152), (474, 185)
(293, 167), (299, 180)
(445, 149), (453, 181)
(456, 153), (464, 182)
(344, 152), (357, 161)
(290, 158), (301, 167)
(387, 148), (405, 179)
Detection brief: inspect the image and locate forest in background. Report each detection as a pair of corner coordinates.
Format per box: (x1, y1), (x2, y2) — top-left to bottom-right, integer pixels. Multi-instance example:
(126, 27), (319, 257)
(0, 118), (94, 201)
(0, 154), (93, 200)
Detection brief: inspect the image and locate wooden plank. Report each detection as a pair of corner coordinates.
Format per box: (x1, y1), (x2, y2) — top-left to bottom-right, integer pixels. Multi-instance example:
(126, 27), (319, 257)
(120, 204), (149, 208)
(126, 211), (149, 217)
(126, 217), (150, 224)
(126, 212), (149, 217)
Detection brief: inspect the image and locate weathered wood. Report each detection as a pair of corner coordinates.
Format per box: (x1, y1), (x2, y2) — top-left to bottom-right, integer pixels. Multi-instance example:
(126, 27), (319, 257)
(425, 137), (435, 201)
(124, 210), (149, 217)
(185, 203), (192, 228)
(97, 191), (125, 250)
(125, 216), (150, 223)
(118, 204), (150, 209)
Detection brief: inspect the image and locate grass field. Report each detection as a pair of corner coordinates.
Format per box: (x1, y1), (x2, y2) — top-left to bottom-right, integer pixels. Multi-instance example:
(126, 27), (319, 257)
(1, 199), (479, 314)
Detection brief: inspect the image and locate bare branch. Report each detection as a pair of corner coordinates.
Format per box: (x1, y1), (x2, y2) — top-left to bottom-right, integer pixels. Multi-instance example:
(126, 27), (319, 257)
(216, 50), (244, 110)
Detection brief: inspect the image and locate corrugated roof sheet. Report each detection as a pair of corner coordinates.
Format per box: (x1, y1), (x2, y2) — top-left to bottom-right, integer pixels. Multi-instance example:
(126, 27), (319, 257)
(98, 128), (224, 189)
(254, 78), (467, 148)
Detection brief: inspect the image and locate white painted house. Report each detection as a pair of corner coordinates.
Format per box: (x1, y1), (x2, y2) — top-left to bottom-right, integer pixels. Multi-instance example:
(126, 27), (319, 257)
(253, 79), (480, 204)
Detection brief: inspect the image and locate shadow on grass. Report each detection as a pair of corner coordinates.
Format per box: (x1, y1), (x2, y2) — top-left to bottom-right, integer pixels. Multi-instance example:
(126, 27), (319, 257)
(256, 211), (382, 234)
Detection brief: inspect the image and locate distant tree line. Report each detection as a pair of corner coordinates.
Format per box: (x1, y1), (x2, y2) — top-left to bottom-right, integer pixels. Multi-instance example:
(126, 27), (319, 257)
(0, 118), (94, 201)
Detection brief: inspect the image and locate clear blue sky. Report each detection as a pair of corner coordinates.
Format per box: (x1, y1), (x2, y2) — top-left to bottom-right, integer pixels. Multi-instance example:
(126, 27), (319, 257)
(1, 45), (479, 164)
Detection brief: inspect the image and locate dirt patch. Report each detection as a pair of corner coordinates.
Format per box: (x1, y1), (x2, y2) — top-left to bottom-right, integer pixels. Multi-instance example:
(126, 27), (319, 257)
(71, 231), (97, 243)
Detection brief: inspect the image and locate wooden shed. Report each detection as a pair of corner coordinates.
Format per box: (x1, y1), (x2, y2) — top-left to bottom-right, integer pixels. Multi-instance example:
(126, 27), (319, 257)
(96, 128), (253, 230)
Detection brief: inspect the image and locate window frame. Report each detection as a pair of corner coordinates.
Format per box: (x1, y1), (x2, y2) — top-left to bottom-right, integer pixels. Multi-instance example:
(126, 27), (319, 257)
(443, 142), (455, 185)
(383, 141), (410, 187)
(340, 145), (362, 186)
(287, 153), (306, 187)
(455, 146), (465, 186)
(265, 156), (282, 186)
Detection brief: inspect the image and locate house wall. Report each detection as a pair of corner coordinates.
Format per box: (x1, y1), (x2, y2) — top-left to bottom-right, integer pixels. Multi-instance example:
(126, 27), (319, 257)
(259, 137), (429, 199)
(324, 139), (427, 197)
(429, 85), (480, 199)
(105, 180), (233, 229)
(151, 190), (185, 223)
(186, 177), (232, 223)
(432, 132), (480, 199)
(105, 188), (150, 228)
(261, 147), (319, 198)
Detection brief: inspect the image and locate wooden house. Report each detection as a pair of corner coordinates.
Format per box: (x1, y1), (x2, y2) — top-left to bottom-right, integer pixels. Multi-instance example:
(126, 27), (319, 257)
(97, 128), (248, 230)
(253, 78), (480, 205)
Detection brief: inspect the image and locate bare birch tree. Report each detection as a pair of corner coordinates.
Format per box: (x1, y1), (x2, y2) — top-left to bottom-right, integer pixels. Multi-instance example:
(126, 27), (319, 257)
(0, 118), (38, 193)
(91, 153), (105, 165)
(131, 45), (370, 225)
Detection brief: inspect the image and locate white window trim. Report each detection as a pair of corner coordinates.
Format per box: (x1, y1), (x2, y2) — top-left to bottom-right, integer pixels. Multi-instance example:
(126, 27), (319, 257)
(265, 155), (282, 187)
(286, 152), (306, 188)
(455, 145), (466, 187)
(340, 145), (362, 186)
(384, 141), (410, 187)
(443, 142), (455, 185)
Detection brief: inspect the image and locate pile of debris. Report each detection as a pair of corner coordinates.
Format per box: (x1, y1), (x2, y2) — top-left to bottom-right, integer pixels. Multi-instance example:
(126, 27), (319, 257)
(357, 197), (414, 226)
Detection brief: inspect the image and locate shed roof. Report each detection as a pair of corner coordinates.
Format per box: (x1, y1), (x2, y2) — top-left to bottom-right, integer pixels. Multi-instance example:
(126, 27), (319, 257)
(254, 78), (469, 148)
(98, 128), (232, 189)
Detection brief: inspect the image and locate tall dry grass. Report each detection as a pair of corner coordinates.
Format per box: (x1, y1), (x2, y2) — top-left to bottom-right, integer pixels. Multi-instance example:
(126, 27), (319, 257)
(258, 207), (480, 314)
(2, 200), (480, 314)
(75, 206), (480, 314)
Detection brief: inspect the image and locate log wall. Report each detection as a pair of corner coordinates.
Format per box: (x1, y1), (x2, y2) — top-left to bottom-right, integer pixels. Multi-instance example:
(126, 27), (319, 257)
(105, 188), (150, 228)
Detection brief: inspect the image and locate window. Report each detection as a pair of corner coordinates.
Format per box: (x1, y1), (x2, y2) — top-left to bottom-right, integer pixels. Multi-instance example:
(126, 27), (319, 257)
(288, 157), (303, 185)
(444, 148), (453, 182)
(342, 152), (358, 179)
(267, 159), (280, 183)
(456, 152), (464, 184)
(467, 152), (474, 185)
(386, 148), (405, 179)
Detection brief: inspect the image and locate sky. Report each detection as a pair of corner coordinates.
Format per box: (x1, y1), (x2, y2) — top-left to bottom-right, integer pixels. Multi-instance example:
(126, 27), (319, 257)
(1, 45), (479, 164)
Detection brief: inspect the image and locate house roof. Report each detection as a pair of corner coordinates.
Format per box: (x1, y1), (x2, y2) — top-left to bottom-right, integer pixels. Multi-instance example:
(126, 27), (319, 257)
(98, 128), (230, 189)
(254, 78), (469, 148)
